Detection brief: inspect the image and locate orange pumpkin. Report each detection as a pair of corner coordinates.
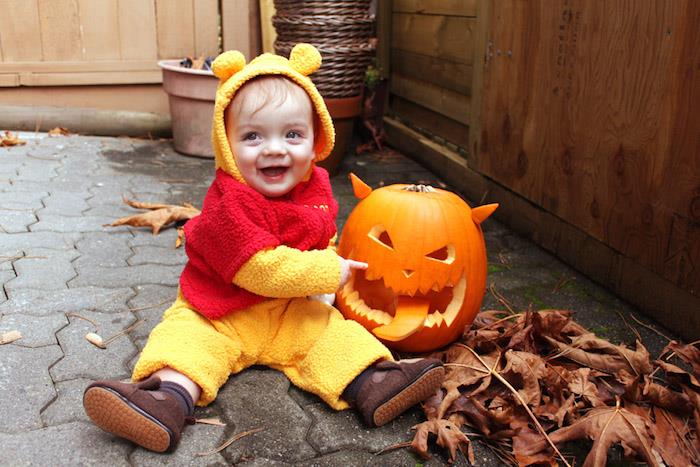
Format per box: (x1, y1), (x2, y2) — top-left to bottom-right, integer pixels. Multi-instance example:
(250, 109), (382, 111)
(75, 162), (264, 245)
(336, 174), (497, 352)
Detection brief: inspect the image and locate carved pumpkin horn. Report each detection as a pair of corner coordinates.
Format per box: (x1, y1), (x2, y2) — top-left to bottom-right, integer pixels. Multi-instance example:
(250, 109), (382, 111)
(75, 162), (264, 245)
(472, 203), (498, 225)
(349, 173), (372, 199)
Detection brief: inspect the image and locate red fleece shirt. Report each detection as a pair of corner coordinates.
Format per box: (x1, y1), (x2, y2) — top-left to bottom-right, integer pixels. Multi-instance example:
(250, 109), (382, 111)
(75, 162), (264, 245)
(180, 167), (339, 319)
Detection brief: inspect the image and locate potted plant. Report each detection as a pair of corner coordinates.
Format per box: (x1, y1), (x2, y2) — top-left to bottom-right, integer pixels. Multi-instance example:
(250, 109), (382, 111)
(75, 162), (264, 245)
(158, 58), (218, 158)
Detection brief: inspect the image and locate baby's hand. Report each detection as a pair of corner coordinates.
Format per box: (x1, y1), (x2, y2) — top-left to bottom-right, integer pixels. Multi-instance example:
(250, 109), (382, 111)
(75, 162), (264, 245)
(339, 257), (368, 288)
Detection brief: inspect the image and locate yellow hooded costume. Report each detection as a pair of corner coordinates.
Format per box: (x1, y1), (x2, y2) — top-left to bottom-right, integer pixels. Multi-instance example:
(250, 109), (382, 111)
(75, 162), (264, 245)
(132, 44), (392, 408)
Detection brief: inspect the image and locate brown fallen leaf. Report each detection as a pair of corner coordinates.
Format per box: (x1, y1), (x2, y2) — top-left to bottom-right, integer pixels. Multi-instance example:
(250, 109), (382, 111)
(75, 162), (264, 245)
(48, 126), (71, 136)
(545, 333), (652, 376)
(521, 398), (661, 467)
(642, 376), (693, 413)
(107, 197), (200, 235)
(175, 226), (185, 248)
(1, 130), (26, 147)
(665, 340), (700, 375)
(648, 406), (699, 466)
(568, 367), (607, 407)
(411, 419), (473, 464)
(0, 330), (22, 344)
(501, 350), (547, 406)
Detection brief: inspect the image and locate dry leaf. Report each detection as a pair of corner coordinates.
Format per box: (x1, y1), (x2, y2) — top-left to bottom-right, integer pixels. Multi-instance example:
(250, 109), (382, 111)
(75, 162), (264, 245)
(1, 131), (26, 147)
(501, 350), (547, 406)
(411, 419), (473, 463)
(48, 127), (71, 136)
(648, 406), (699, 466)
(655, 359), (700, 390)
(0, 330), (22, 344)
(85, 332), (105, 349)
(522, 399), (660, 467)
(191, 55), (205, 70)
(568, 368), (606, 407)
(175, 227), (185, 248)
(545, 333), (652, 376)
(107, 197), (200, 235)
(665, 340), (700, 375)
(642, 377), (693, 413)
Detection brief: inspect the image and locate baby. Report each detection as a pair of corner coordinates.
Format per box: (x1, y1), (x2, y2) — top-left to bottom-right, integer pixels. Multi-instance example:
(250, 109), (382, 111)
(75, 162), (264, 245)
(83, 44), (444, 453)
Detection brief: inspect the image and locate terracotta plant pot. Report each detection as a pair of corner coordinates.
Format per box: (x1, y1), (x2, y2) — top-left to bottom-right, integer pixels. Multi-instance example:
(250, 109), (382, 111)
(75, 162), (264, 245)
(320, 94), (362, 176)
(158, 60), (218, 158)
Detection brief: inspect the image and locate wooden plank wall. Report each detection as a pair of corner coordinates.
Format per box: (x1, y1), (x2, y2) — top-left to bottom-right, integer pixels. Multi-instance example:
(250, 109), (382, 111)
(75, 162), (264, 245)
(475, 0), (699, 301)
(387, 0), (476, 152)
(0, 0), (220, 87)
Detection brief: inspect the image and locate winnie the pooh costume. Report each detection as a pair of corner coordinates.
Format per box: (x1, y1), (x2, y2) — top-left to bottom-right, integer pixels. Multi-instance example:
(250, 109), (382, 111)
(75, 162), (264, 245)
(83, 44), (443, 453)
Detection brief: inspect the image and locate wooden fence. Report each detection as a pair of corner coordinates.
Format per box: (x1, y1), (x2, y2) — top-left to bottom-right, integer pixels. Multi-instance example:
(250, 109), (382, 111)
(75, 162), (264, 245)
(383, 0), (700, 339)
(0, 0), (260, 114)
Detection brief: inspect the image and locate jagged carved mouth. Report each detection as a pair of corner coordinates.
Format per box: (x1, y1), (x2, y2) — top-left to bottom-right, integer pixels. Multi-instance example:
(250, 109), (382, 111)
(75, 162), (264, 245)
(340, 269), (467, 340)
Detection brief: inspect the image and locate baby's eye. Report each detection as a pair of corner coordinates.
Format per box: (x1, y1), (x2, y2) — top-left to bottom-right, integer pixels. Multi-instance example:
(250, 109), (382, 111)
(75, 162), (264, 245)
(243, 132), (259, 141)
(286, 130), (301, 139)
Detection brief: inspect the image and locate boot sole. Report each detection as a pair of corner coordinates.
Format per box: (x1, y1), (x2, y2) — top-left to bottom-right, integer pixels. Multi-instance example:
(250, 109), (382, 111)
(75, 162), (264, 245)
(373, 365), (445, 427)
(83, 386), (173, 452)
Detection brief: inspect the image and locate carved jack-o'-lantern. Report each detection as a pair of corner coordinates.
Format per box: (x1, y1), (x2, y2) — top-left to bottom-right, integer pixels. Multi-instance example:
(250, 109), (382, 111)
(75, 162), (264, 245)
(337, 174), (497, 353)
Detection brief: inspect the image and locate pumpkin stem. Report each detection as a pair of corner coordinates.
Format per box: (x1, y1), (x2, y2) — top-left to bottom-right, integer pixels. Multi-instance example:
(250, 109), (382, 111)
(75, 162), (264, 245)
(402, 184), (436, 193)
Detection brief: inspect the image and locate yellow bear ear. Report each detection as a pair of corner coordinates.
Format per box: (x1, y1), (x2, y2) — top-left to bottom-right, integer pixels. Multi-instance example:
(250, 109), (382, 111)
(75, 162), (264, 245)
(211, 50), (246, 82)
(289, 43), (321, 76)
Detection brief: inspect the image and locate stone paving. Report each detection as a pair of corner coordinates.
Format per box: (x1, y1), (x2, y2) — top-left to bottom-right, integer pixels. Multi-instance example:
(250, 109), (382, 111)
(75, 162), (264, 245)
(0, 133), (678, 466)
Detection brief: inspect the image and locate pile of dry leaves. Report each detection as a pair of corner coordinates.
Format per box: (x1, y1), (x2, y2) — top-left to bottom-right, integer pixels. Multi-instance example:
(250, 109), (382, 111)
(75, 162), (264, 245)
(410, 309), (699, 466)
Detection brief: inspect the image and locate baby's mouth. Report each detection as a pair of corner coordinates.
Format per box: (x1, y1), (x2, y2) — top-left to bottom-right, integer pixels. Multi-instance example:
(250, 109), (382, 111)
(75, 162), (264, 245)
(259, 166), (289, 178)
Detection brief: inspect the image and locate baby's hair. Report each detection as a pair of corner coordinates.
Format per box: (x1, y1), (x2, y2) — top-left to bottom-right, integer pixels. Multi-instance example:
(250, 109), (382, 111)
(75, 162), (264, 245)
(230, 75), (313, 120)
(225, 76), (320, 144)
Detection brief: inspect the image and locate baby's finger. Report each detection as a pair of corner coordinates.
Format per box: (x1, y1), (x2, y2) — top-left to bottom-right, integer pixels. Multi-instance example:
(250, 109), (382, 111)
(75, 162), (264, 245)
(347, 260), (368, 270)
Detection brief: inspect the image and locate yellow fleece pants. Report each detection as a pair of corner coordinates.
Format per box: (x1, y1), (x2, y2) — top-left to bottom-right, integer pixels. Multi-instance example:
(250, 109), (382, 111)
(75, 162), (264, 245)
(132, 294), (393, 409)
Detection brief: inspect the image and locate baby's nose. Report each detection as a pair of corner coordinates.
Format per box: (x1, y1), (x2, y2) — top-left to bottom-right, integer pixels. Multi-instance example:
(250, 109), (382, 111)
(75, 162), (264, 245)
(263, 137), (286, 155)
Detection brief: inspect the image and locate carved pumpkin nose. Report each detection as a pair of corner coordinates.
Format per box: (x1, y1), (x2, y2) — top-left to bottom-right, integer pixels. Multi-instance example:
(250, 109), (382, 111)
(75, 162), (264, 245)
(402, 269), (415, 278)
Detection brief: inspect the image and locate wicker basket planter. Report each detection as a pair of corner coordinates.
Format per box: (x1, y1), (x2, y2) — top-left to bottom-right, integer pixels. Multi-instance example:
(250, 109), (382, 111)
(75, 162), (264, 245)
(273, 0), (375, 174)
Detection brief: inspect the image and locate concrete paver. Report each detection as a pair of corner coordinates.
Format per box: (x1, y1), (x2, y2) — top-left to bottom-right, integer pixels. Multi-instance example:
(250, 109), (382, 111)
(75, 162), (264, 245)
(0, 133), (680, 465)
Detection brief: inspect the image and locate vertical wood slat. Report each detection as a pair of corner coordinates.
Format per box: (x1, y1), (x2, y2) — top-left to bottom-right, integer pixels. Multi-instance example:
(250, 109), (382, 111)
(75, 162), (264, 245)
(467, 0), (490, 166)
(0, 1), (42, 61)
(193, 0), (220, 57)
(38, 0), (82, 61)
(477, 0), (699, 293)
(118, 0), (158, 60)
(78, 0), (120, 60)
(222, 0), (261, 60)
(259, 0), (276, 54)
(155, 0), (195, 59)
(376, 0), (392, 79)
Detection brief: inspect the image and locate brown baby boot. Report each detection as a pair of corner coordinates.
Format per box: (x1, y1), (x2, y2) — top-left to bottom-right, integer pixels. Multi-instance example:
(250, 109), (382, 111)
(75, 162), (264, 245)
(345, 358), (444, 427)
(83, 376), (194, 452)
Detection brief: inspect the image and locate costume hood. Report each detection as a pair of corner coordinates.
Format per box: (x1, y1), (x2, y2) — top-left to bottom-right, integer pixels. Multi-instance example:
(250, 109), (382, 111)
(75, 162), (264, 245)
(210, 43), (335, 182)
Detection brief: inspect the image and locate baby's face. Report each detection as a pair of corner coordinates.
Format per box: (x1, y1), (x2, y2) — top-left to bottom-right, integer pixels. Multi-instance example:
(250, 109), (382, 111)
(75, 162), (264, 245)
(227, 84), (315, 198)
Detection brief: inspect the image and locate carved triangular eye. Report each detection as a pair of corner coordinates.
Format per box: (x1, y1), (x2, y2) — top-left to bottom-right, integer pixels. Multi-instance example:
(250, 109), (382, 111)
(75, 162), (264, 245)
(426, 245), (455, 264)
(368, 225), (393, 249)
